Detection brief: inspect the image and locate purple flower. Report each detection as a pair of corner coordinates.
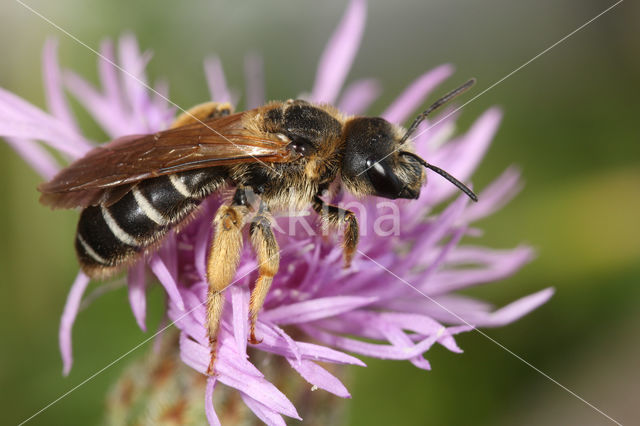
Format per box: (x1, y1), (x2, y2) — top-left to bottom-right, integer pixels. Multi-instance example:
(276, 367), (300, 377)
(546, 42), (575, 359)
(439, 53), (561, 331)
(1, 0), (553, 424)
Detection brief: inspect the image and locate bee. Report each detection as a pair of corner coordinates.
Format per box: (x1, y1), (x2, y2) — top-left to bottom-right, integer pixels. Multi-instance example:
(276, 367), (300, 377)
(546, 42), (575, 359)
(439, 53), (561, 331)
(39, 79), (477, 374)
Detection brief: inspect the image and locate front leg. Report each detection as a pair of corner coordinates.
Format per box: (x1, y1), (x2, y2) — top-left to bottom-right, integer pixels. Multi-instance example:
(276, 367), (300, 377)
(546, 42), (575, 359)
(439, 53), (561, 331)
(248, 204), (280, 344)
(205, 189), (248, 375)
(312, 195), (359, 268)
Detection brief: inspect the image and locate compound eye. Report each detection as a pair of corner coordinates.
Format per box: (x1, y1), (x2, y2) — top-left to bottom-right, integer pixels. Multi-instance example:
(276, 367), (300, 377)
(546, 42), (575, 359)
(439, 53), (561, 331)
(365, 158), (403, 199)
(289, 135), (316, 156)
(366, 158), (386, 178)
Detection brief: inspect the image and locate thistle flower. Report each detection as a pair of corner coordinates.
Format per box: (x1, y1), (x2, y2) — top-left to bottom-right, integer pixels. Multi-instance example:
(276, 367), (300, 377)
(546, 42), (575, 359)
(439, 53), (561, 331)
(0, 0), (553, 424)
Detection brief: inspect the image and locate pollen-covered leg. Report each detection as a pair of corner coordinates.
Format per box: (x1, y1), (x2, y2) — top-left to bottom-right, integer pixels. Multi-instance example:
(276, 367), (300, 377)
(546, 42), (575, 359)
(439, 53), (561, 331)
(170, 102), (234, 129)
(248, 208), (280, 345)
(205, 200), (248, 375)
(313, 195), (359, 268)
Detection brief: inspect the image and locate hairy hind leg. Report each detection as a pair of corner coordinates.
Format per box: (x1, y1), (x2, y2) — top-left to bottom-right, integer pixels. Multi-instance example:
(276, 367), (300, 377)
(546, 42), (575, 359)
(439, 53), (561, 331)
(171, 102), (234, 129)
(205, 195), (248, 375)
(248, 205), (280, 344)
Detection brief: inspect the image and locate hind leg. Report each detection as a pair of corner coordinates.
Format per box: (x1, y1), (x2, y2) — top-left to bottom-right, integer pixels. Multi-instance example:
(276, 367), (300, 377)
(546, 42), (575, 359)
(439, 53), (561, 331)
(171, 102), (234, 129)
(205, 191), (248, 375)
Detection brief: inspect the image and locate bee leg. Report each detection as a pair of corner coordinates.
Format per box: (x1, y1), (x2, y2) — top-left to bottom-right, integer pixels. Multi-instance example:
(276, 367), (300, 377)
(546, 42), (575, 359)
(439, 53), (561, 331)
(312, 195), (359, 268)
(248, 204), (279, 345)
(205, 193), (248, 375)
(170, 102), (235, 129)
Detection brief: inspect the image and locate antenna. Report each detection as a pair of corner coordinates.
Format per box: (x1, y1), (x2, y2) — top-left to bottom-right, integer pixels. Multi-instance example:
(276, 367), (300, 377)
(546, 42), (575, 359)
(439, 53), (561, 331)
(399, 151), (478, 202)
(399, 78), (476, 145)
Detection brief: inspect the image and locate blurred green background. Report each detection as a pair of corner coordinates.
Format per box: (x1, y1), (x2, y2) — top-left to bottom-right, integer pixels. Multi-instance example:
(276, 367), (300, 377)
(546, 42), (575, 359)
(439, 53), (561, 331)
(1, 0), (638, 424)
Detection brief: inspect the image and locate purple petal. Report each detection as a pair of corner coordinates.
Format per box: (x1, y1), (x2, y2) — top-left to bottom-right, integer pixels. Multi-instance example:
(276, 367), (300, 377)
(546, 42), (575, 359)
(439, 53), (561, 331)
(423, 108), (502, 204)
(204, 56), (233, 104)
(151, 78), (172, 113)
(421, 294), (492, 315)
(382, 298), (480, 352)
(0, 87), (66, 132)
(267, 323), (302, 364)
(180, 334), (301, 419)
(127, 261), (147, 331)
(287, 359), (351, 397)
(445, 245), (533, 266)
(379, 325), (431, 370)
(400, 288), (544, 329)
(0, 87), (90, 157)
(317, 309), (463, 358)
(298, 342), (366, 366)
(461, 166), (523, 224)
(419, 227), (467, 281)
(216, 371), (299, 419)
(382, 64), (454, 125)
(261, 296), (378, 325)
(414, 107), (458, 154)
(308, 315), (388, 341)
(379, 312), (468, 354)
(311, 0), (366, 103)
(193, 210), (213, 280)
(98, 39), (126, 115)
(244, 53), (265, 109)
(378, 312), (445, 336)
(231, 286), (249, 356)
(64, 71), (129, 138)
(240, 393), (287, 426)
(59, 272), (90, 375)
(158, 233), (178, 277)
(425, 245), (535, 294)
(149, 255), (184, 310)
(244, 321), (365, 366)
(406, 192), (468, 254)
(4, 137), (59, 179)
(205, 377), (221, 426)
(0, 117), (83, 158)
(42, 39), (78, 132)
(337, 78), (381, 115)
(467, 287), (555, 327)
(435, 328), (469, 353)
(387, 294), (485, 326)
(302, 325), (439, 360)
(118, 34), (151, 121)
(145, 78), (174, 132)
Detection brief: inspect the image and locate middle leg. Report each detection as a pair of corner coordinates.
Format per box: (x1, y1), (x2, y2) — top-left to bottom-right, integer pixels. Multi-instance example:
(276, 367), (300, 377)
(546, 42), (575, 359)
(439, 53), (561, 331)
(248, 204), (280, 344)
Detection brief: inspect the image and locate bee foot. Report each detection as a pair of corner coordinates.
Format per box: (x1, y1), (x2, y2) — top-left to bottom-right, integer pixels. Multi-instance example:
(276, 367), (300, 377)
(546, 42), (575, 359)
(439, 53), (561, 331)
(207, 339), (218, 376)
(206, 361), (217, 377)
(248, 331), (263, 345)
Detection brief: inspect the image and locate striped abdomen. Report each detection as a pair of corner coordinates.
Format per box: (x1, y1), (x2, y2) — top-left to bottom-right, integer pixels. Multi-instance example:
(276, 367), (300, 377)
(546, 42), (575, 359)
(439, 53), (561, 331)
(75, 168), (226, 277)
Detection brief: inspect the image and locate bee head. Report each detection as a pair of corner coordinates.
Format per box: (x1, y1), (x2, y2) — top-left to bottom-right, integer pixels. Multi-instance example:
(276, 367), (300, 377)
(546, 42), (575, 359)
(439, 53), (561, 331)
(341, 117), (424, 199)
(341, 117), (478, 202)
(341, 79), (479, 202)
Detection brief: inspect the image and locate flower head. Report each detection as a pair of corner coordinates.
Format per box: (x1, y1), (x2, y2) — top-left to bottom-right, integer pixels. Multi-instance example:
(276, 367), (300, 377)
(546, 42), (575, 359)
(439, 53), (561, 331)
(1, 0), (553, 424)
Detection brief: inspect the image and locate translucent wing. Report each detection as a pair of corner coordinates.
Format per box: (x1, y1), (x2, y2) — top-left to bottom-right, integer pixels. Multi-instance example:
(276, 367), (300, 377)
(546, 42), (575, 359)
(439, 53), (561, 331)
(39, 112), (296, 208)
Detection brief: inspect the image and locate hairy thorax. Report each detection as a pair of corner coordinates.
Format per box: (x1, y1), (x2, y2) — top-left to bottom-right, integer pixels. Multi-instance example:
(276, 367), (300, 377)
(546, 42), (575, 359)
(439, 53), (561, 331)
(228, 152), (341, 213)
(228, 99), (346, 212)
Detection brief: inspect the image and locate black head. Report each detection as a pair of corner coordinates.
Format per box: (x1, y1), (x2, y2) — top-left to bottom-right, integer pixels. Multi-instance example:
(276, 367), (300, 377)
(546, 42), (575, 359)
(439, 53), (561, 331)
(340, 79), (478, 202)
(341, 117), (425, 199)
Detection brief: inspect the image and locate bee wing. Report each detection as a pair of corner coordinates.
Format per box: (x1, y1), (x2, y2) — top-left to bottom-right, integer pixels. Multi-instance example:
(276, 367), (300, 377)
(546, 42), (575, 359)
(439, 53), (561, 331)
(39, 112), (296, 208)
